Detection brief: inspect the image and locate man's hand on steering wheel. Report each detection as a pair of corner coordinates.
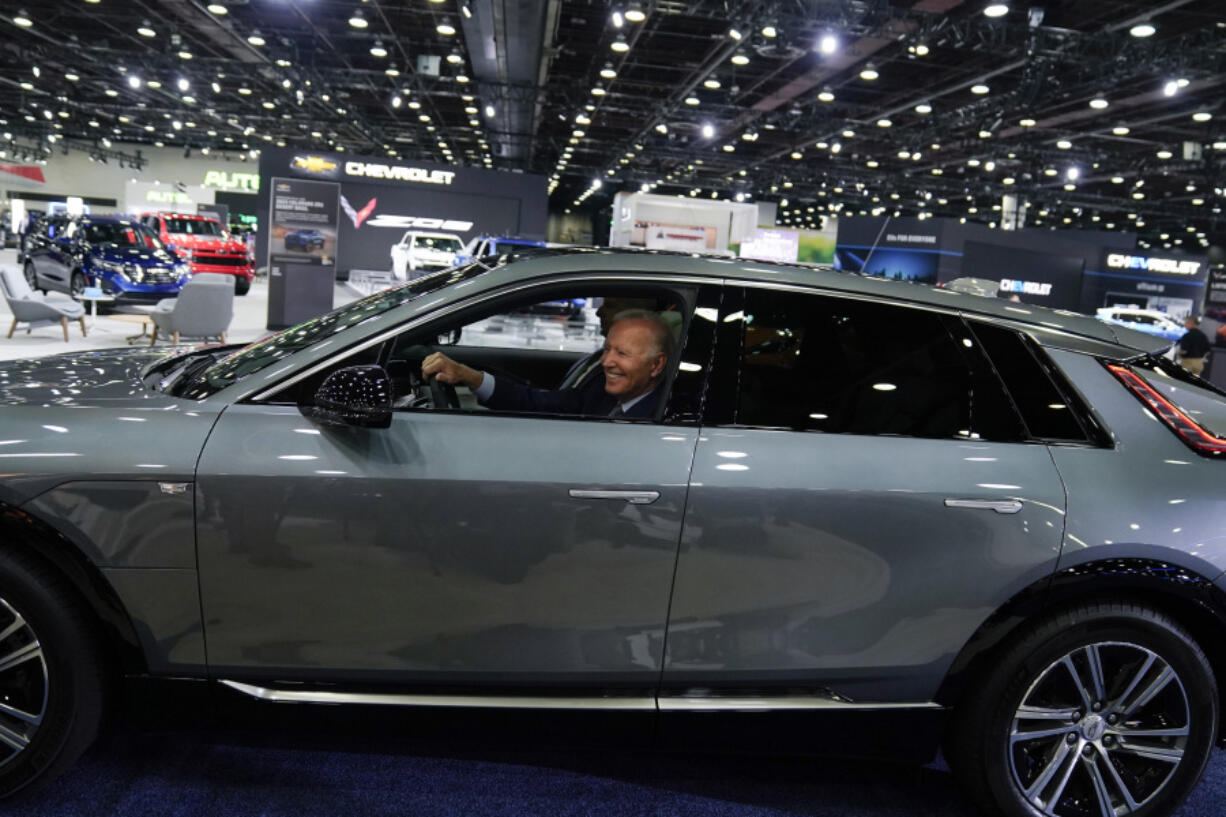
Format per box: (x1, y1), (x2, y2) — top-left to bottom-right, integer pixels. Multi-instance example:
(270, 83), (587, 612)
(419, 351), (473, 410)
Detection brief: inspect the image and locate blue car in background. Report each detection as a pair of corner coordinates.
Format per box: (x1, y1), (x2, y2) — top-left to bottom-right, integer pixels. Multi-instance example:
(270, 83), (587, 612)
(284, 228), (327, 251)
(453, 235), (546, 265)
(22, 215), (190, 305)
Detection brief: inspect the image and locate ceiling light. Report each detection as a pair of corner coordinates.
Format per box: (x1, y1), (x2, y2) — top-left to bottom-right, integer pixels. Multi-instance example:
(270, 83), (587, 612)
(247, 31), (266, 46)
(1163, 80), (1179, 96)
(859, 65), (879, 81)
(703, 77), (719, 89)
(65, 72), (79, 81)
(437, 22), (456, 35)
(485, 105), (496, 117)
(971, 83), (989, 94)
(685, 96), (700, 106)
(391, 95), (402, 108)
(762, 25), (777, 38)
(1066, 167), (1079, 180)
(1089, 97), (1109, 109)
(370, 41), (388, 57)
(385, 65), (401, 76)
(817, 89), (834, 102)
(147, 80), (162, 88)
(1056, 139), (1072, 149)
(1130, 21), (1156, 37)
(914, 43), (930, 56)
(818, 33), (838, 55)
(984, 3), (1009, 18)
(206, 3), (227, 13)
(1112, 125), (1130, 135)
(877, 118), (892, 127)
(349, 10), (368, 28)
(1156, 149), (1173, 159)
(655, 123), (667, 134)
(611, 34), (629, 52)
(1192, 111), (1212, 122)
(731, 49), (749, 65)
(13, 10), (32, 27)
(137, 21), (156, 37)
(600, 62), (617, 79)
(1019, 117), (1036, 127)
(978, 129), (992, 138)
(728, 27), (742, 40)
(128, 75), (142, 89)
(915, 102), (932, 114)
(455, 74), (470, 83)
(625, 4), (646, 23)
(178, 50), (193, 60)
(591, 86), (606, 96)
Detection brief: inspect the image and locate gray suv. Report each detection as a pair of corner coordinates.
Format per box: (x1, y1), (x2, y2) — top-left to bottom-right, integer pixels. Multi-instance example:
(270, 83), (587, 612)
(0, 249), (1222, 817)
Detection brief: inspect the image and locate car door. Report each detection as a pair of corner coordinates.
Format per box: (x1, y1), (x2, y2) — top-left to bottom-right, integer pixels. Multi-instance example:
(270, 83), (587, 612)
(194, 279), (718, 694)
(660, 285), (1068, 706)
(37, 218), (74, 291)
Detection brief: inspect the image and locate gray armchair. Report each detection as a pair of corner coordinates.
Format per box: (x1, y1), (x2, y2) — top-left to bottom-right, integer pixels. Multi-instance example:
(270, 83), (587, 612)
(0, 266), (86, 342)
(149, 273), (235, 346)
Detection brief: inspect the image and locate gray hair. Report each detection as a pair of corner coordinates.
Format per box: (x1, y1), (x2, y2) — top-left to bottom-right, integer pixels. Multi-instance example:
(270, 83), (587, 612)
(612, 308), (677, 362)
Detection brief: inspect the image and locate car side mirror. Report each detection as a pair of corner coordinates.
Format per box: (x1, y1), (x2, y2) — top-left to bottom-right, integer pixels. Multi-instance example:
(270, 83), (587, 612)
(300, 365), (393, 429)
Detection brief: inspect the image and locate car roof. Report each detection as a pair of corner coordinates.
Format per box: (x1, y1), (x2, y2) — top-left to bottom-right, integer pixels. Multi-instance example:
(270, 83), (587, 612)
(472, 247), (1166, 355)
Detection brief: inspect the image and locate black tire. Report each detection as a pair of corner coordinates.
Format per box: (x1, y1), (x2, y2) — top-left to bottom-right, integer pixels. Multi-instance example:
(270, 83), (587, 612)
(0, 548), (108, 799)
(948, 602), (1217, 817)
(22, 262), (37, 292)
(235, 277), (251, 296)
(69, 272), (87, 299)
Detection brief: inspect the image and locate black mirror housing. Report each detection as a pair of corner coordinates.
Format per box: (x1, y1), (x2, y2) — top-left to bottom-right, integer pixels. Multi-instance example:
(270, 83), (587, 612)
(301, 365), (393, 429)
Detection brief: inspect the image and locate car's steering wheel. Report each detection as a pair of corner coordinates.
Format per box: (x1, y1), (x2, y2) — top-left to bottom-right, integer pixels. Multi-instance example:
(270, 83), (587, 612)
(399, 344), (462, 410)
(427, 374), (460, 410)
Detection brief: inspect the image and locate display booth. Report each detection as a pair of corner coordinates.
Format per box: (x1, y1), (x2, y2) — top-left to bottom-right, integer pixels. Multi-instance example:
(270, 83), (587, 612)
(609, 192), (758, 256)
(255, 148), (547, 329)
(835, 216), (1209, 319)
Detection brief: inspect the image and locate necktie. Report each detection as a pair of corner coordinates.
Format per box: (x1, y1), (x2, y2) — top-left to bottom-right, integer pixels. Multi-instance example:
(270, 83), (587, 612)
(609, 404), (625, 418)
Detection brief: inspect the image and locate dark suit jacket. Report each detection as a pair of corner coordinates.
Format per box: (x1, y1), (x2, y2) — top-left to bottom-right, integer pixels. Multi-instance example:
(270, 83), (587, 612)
(483, 373), (660, 419)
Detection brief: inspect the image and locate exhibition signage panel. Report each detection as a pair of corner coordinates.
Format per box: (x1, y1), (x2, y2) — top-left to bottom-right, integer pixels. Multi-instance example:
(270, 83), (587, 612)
(266, 177), (339, 329)
(834, 216), (957, 285)
(256, 148), (546, 277)
(1078, 249), (1209, 321)
(739, 228), (800, 263)
(961, 240), (1085, 310)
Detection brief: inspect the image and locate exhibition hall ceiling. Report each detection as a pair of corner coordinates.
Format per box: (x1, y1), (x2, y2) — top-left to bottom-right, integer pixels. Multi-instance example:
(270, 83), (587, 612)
(0, 0), (1223, 251)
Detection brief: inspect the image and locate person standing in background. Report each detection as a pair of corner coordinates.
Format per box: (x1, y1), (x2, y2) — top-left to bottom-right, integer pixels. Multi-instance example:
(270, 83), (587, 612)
(1178, 315), (1211, 375)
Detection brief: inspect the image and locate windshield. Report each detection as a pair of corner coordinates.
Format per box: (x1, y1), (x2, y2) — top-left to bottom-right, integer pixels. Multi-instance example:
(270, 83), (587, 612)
(171, 262), (492, 399)
(417, 237), (463, 252)
(165, 218), (223, 236)
(82, 222), (164, 250)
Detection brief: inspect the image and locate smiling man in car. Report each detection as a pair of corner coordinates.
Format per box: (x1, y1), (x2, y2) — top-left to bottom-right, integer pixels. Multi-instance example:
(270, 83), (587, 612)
(422, 309), (673, 419)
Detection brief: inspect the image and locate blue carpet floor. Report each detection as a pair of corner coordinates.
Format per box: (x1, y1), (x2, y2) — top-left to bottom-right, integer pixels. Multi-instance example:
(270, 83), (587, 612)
(2, 722), (1222, 817)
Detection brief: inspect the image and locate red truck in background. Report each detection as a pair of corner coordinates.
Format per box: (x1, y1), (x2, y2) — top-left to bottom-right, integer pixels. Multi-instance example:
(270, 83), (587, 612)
(139, 212), (255, 294)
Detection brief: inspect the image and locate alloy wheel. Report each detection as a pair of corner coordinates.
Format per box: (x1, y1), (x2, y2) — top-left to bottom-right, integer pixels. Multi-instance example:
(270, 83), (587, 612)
(1009, 641), (1189, 816)
(0, 597), (48, 770)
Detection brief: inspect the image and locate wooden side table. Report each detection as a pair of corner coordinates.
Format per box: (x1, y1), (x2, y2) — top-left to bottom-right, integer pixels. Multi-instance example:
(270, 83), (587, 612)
(109, 313), (153, 345)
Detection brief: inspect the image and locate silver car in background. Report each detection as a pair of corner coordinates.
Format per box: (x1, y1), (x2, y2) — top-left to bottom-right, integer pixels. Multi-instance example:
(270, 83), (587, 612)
(0, 248), (1221, 817)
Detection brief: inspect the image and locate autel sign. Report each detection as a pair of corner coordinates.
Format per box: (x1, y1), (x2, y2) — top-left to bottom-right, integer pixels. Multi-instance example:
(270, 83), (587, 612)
(344, 162), (456, 185)
(1106, 254), (1202, 276)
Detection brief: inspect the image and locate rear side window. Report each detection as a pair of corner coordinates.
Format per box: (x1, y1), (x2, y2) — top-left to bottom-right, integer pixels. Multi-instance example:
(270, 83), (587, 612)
(731, 288), (1023, 441)
(968, 321), (1092, 443)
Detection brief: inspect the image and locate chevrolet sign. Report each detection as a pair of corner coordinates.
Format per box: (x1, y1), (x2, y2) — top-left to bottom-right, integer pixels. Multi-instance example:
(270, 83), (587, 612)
(1106, 254), (1201, 276)
(345, 162), (456, 185)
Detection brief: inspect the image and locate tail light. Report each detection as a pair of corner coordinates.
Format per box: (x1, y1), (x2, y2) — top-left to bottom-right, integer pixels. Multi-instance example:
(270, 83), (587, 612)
(1107, 364), (1226, 456)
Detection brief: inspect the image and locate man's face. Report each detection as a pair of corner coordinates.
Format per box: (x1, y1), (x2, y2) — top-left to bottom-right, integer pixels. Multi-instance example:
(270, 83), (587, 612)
(602, 319), (666, 401)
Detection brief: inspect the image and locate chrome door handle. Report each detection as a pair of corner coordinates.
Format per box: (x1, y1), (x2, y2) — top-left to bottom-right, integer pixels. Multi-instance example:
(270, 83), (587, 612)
(944, 498), (1023, 514)
(569, 489), (660, 505)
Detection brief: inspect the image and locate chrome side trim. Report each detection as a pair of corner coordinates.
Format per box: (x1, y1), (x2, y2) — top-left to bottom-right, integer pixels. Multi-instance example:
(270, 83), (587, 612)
(244, 273), (717, 404)
(220, 681), (656, 710)
(220, 680), (942, 713)
(944, 498), (1024, 514)
(658, 697), (943, 712)
(569, 489), (661, 505)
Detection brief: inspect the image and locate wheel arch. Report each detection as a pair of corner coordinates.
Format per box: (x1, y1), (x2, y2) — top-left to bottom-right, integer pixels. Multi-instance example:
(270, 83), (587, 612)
(0, 501), (147, 675)
(936, 558), (1226, 744)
